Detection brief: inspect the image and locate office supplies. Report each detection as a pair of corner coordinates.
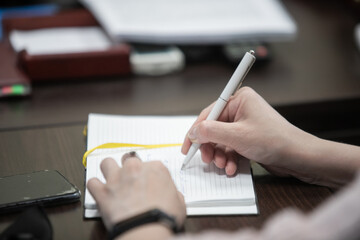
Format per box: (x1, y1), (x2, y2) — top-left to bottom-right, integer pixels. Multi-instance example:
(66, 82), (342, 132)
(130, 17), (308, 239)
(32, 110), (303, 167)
(0, 170), (80, 213)
(182, 51), (256, 170)
(2, 9), (131, 81)
(0, 84), (31, 98)
(84, 114), (258, 218)
(0, 41), (31, 98)
(130, 45), (185, 76)
(9, 27), (113, 55)
(223, 43), (271, 64)
(81, 0), (297, 44)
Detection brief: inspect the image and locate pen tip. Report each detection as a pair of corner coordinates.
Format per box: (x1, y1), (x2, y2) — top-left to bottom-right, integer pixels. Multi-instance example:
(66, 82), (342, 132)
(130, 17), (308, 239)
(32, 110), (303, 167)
(249, 50), (255, 55)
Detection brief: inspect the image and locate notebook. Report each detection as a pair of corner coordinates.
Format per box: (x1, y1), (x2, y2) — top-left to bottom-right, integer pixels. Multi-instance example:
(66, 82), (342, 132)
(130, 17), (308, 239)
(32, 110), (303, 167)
(81, 0), (296, 44)
(84, 113), (258, 218)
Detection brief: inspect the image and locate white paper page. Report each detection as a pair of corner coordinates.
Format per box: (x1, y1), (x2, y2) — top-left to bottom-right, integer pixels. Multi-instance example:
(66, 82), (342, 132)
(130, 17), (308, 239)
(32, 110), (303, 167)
(84, 114), (257, 215)
(82, 0), (296, 43)
(9, 27), (112, 55)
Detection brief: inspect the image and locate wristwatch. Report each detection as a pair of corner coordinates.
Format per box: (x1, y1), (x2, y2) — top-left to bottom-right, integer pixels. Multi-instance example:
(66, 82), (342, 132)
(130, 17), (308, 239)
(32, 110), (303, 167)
(108, 209), (180, 240)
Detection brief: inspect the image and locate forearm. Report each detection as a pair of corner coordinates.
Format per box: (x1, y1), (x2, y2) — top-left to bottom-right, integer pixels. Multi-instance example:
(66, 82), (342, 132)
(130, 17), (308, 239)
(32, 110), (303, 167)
(115, 224), (173, 240)
(284, 129), (360, 188)
(308, 138), (360, 187)
(174, 172), (360, 240)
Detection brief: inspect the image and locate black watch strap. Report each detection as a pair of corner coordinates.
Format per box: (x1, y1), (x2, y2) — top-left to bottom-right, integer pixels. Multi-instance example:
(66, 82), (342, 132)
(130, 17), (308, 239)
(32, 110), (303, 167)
(108, 209), (179, 240)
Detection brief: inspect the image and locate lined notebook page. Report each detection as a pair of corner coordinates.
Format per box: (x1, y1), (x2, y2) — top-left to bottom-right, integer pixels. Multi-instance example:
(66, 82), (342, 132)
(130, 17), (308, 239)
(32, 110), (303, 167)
(85, 114), (257, 216)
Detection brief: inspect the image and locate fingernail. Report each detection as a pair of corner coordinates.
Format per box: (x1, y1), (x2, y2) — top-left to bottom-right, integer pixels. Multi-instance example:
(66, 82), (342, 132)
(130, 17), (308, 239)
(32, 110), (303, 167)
(188, 127), (198, 142)
(122, 151), (141, 162)
(128, 151), (138, 158)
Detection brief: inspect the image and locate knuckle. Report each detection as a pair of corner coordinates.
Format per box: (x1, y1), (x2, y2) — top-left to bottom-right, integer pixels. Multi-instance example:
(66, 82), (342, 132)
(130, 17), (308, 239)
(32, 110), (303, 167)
(239, 86), (255, 97)
(126, 160), (142, 173)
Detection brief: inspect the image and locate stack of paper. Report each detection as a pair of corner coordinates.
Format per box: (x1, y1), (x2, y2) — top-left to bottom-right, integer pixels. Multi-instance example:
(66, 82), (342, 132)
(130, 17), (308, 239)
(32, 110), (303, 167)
(9, 27), (112, 55)
(81, 0), (297, 44)
(84, 114), (258, 218)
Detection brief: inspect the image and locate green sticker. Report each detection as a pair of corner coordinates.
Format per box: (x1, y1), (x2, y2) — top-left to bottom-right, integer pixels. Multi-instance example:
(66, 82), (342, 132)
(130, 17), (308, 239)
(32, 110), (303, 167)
(11, 85), (25, 95)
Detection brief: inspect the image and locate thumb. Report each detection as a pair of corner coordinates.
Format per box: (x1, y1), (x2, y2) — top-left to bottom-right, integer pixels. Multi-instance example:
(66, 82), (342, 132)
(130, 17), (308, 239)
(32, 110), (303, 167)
(188, 120), (241, 150)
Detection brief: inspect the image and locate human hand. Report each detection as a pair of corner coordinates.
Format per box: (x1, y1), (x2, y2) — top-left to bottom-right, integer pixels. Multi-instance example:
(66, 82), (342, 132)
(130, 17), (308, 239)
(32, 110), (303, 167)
(181, 87), (315, 179)
(87, 153), (186, 231)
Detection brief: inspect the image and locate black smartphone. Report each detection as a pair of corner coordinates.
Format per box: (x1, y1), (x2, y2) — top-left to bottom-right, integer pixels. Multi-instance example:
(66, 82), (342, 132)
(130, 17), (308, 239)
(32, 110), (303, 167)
(0, 170), (80, 213)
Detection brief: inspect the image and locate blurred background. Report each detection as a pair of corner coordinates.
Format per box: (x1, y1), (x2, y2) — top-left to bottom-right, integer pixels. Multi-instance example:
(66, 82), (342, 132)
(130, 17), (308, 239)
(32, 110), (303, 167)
(1, 0), (359, 145)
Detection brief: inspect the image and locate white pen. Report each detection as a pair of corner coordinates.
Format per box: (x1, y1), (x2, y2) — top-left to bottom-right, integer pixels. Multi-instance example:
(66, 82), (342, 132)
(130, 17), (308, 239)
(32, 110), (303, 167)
(181, 50), (256, 170)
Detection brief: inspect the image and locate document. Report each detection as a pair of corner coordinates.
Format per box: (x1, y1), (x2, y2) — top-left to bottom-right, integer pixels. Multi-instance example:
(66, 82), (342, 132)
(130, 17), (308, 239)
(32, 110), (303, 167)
(9, 27), (112, 55)
(84, 113), (258, 218)
(81, 0), (296, 44)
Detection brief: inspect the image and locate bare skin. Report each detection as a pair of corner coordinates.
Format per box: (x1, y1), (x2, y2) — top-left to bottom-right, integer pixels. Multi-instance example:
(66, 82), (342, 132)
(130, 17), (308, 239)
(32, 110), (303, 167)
(88, 87), (360, 239)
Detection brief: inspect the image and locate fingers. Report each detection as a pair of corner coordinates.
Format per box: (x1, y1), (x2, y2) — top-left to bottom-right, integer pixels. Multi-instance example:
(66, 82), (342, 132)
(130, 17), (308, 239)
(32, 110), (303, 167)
(182, 87), (258, 155)
(101, 153), (143, 181)
(213, 146), (227, 169)
(87, 177), (106, 202)
(199, 144), (239, 176)
(183, 120), (237, 155)
(181, 137), (193, 155)
(225, 152), (238, 176)
(189, 120), (242, 151)
(101, 158), (120, 181)
(200, 143), (214, 164)
(121, 152), (143, 177)
(121, 151), (142, 166)
(181, 102), (216, 154)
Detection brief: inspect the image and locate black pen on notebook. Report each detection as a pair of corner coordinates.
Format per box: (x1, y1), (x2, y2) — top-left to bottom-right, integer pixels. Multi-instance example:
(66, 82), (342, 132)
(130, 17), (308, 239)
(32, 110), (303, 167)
(181, 50), (256, 170)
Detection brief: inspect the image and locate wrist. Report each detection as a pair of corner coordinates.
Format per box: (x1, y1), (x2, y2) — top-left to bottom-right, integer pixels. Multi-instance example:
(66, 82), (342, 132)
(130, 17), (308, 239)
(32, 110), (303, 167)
(273, 126), (313, 167)
(274, 127), (322, 181)
(284, 130), (321, 171)
(108, 208), (180, 240)
(115, 223), (173, 240)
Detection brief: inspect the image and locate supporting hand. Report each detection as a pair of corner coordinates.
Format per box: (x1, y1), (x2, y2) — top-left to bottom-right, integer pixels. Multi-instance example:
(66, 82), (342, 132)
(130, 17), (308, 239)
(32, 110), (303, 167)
(87, 153), (186, 239)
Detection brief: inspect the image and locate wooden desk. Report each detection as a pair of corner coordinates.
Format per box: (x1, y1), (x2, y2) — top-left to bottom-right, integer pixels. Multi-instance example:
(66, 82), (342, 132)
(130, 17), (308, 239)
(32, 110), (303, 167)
(0, 0), (358, 239)
(0, 125), (332, 239)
